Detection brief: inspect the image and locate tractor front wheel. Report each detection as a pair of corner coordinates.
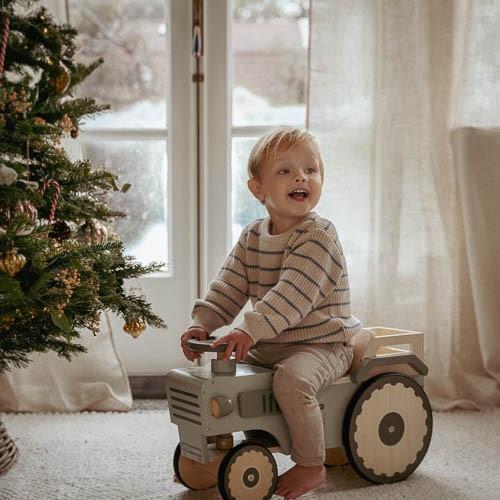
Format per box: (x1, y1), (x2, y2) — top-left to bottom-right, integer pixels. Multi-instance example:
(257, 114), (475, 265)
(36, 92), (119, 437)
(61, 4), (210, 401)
(173, 442), (222, 490)
(218, 441), (278, 500)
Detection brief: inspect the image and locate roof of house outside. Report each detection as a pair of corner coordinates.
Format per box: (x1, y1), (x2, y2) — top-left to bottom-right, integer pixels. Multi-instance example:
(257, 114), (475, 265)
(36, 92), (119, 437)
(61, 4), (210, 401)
(233, 19), (308, 53)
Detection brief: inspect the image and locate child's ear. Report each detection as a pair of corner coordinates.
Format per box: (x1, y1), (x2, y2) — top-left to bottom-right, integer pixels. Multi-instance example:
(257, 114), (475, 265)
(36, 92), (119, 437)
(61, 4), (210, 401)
(247, 178), (265, 204)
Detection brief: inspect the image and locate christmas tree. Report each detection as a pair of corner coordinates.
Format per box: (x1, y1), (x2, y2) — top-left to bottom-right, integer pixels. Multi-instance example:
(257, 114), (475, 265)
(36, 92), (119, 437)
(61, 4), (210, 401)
(0, 0), (167, 374)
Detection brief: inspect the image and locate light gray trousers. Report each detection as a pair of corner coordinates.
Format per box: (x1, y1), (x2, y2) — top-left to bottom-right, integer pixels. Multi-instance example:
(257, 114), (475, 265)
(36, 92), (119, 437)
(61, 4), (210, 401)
(242, 341), (354, 466)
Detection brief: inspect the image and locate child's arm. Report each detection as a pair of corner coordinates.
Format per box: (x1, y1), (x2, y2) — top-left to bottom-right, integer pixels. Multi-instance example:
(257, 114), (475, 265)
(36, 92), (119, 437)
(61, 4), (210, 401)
(234, 229), (344, 343)
(188, 228), (250, 335)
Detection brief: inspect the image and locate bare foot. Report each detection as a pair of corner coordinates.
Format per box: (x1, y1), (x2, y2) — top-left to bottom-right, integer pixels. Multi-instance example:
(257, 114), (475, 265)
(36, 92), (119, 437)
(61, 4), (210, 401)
(275, 464), (325, 499)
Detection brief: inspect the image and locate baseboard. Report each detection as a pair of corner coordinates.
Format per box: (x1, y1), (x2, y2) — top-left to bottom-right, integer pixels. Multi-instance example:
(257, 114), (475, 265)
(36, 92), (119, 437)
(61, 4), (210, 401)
(129, 375), (168, 399)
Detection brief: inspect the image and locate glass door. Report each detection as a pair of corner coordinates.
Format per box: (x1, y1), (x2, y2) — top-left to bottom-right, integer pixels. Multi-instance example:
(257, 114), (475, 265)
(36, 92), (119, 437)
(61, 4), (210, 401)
(44, 0), (197, 373)
(201, 0), (310, 340)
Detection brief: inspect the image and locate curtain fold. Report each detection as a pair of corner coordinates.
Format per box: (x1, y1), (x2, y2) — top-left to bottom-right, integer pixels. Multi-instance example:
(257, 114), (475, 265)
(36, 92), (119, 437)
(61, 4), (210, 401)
(0, 313), (132, 412)
(309, 0), (500, 409)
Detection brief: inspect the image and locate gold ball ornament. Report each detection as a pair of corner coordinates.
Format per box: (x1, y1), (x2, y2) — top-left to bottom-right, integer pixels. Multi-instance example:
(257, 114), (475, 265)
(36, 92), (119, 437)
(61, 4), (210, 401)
(0, 249), (27, 277)
(33, 116), (46, 126)
(50, 64), (71, 94)
(123, 320), (146, 338)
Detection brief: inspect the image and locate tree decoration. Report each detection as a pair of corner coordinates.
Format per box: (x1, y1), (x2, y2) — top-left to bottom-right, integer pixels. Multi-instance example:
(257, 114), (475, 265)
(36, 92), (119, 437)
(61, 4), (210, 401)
(33, 116), (46, 126)
(13, 200), (38, 225)
(0, 13), (9, 76)
(0, 164), (17, 185)
(39, 178), (61, 223)
(76, 219), (108, 245)
(0, 248), (27, 277)
(123, 320), (146, 338)
(0, 200), (38, 235)
(58, 113), (73, 133)
(49, 62), (71, 94)
(48, 220), (71, 241)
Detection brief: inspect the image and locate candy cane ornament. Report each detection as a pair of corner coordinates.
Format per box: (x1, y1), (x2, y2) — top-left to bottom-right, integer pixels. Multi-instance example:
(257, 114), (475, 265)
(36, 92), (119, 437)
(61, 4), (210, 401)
(39, 179), (61, 223)
(0, 15), (9, 77)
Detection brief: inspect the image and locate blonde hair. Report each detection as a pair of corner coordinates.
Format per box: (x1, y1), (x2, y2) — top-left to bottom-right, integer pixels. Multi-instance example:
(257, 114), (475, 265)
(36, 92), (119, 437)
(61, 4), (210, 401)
(247, 126), (324, 181)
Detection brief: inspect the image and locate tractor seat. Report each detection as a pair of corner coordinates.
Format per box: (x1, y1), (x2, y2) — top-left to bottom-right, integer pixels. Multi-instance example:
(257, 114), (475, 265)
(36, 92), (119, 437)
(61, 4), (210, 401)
(347, 328), (374, 375)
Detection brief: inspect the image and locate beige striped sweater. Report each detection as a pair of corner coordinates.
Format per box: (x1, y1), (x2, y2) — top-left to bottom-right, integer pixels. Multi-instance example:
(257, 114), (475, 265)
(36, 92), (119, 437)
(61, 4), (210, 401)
(190, 211), (362, 344)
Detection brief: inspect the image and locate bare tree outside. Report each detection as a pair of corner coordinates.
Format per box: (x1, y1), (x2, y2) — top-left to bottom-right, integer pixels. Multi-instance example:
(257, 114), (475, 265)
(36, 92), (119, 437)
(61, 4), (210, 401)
(68, 0), (169, 264)
(71, 0), (166, 117)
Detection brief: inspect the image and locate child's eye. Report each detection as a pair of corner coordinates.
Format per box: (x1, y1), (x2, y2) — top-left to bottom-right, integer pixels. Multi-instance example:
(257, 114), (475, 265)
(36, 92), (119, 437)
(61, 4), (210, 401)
(277, 169), (289, 175)
(306, 167), (318, 174)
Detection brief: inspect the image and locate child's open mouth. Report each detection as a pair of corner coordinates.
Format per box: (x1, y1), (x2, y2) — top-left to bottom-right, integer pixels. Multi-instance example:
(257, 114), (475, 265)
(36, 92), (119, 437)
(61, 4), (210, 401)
(288, 188), (309, 201)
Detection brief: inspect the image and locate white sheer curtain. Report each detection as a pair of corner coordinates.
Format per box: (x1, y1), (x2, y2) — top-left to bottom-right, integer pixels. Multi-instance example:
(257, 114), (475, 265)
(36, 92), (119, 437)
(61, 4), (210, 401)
(309, 0), (500, 410)
(0, 316), (132, 412)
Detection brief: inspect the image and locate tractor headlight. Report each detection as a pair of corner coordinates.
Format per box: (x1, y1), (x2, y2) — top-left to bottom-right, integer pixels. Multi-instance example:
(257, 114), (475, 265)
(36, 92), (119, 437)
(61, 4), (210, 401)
(211, 396), (233, 418)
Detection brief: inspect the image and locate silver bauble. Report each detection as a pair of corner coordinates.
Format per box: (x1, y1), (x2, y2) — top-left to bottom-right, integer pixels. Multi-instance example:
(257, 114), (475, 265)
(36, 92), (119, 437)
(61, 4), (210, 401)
(0, 164), (18, 186)
(77, 220), (108, 245)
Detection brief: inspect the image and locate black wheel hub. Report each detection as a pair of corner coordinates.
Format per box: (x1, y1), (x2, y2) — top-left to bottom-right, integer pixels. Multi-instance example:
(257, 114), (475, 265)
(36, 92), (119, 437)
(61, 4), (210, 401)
(243, 467), (260, 487)
(378, 411), (405, 446)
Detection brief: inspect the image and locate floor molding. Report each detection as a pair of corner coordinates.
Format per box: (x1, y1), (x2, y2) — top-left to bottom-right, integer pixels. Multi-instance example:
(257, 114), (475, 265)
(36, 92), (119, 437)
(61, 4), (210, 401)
(129, 375), (167, 399)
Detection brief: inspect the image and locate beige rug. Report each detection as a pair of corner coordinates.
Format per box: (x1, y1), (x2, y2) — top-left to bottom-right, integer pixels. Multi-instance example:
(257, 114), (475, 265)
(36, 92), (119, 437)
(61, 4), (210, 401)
(0, 404), (498, 499)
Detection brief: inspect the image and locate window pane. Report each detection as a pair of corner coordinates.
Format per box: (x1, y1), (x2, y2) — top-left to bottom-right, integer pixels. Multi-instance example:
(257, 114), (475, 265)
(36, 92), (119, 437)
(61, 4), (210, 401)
(80, 139), (169, 270)
(231, 137), (267, 245)
(232, 0), (309, 127)
(70, 0), (167, 129)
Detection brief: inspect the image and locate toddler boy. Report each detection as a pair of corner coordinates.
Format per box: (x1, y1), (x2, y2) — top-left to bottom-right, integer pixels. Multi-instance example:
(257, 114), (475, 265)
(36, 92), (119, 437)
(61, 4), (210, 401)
(180, 126), (361, 499)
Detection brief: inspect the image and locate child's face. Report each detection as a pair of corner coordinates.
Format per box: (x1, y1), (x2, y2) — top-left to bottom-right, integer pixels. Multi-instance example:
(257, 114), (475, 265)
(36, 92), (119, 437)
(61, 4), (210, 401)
(248, 143), (323, 226)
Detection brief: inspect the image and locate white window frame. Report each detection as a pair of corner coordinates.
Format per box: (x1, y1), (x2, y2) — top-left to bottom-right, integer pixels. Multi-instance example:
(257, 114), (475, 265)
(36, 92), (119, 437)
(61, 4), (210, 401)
(202, 0), (276, 290)
(199, 0), (231, 290)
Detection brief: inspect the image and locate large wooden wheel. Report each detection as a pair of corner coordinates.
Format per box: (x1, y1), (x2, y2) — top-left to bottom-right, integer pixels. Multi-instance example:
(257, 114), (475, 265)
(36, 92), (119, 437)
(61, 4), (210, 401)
(218, 441), (277, 500)
(343, 373), (432, 484)
(173, 442), (222, 490)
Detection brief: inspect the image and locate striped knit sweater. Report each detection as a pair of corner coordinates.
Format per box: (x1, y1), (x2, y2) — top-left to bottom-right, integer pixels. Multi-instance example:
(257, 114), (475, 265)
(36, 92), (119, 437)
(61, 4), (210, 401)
(190, 211), (362, 344)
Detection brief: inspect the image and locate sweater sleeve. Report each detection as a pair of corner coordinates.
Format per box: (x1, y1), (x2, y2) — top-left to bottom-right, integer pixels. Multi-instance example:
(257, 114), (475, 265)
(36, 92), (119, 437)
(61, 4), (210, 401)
(235, 229), (344, 343)
(189, 228), (250, 333)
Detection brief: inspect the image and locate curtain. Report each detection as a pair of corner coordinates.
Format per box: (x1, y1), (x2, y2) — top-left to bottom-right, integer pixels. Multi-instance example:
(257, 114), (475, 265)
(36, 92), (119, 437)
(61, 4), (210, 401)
(309, 0), (500, 410)
(0, 314), (132, 412)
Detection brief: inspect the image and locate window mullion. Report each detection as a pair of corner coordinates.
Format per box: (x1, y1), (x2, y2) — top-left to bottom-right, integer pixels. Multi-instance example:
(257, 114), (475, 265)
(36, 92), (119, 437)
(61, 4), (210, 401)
(200, 0), (232, 291)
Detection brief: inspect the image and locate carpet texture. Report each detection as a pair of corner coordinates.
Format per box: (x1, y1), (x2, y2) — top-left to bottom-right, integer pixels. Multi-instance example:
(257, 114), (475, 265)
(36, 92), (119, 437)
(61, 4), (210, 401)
(0, 404), (498, 499)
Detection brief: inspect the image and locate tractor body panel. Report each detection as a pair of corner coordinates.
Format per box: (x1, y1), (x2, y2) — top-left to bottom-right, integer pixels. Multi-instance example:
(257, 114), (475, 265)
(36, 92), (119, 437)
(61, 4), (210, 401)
(318, 377), (359, 449)
(166, 362), (291, 463)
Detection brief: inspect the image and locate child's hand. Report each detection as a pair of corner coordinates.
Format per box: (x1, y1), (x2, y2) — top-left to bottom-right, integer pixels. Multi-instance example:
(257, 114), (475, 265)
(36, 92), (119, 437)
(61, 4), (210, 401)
(211, 329), (254, 362)
(180, 327), (208, 362)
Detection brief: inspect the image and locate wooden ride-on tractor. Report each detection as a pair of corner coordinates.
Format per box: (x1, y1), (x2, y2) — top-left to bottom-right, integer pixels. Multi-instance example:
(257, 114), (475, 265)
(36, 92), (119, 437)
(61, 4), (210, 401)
(166, 327), (433, 499)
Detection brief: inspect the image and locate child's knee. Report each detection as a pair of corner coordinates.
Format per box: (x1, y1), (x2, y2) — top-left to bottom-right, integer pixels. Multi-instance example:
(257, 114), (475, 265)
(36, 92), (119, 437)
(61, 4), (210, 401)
(272, 364), (315, 399)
